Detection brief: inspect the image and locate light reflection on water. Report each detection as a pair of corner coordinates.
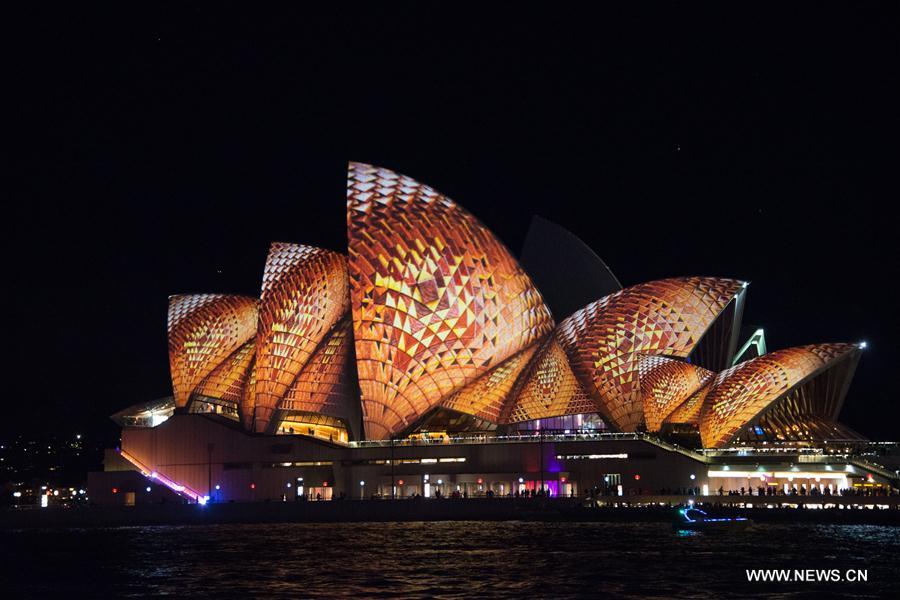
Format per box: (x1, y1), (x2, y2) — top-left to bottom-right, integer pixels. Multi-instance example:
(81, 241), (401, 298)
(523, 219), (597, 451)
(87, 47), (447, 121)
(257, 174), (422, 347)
(2, 522), (898, 598)
(674, 528), (702, 537)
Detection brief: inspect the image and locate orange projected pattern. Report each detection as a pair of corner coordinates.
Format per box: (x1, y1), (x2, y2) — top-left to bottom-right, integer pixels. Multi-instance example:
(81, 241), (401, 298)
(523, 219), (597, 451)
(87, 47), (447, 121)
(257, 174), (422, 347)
(253, 243), (350, 433)
(440, 344), (540, 423)
(193, 339), (256, 404)
(699, 343), (858, 448)
(664, 385), (711, 425)
(156, 165), (864, 445)
(556, 277), (744, 431)
(506, 337), (596, 423)
(281, 318), (357, 422)
(638, 356), (714, 431)
(347, 162), (554, 439)
(240, 356), (257, 431)
(167, 294), (259, 408)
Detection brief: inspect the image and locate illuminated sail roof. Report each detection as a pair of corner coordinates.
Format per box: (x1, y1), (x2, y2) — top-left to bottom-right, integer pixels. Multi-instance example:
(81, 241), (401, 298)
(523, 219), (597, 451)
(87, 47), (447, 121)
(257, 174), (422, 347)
(638, 356), (714, 432)
(167, 294), (259, 408)
(240, 355), (257, 431)
(664, 385), (710, 426)
(504, 337), (596, 423)
(347, 162), (554, 439)
(280, 317), (360, 432)
(147, 163), (864, 448)
(193, 339), (256, 405)
(555, 277), (745, 431)
(699, 343), (860, 448)
(253, 243), (350, 433)
(439, 344), (540, 424)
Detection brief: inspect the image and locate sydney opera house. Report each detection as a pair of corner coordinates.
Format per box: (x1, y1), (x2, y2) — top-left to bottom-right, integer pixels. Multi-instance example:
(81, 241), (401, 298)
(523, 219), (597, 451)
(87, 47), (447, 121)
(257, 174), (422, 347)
(90, 163), (893, 505)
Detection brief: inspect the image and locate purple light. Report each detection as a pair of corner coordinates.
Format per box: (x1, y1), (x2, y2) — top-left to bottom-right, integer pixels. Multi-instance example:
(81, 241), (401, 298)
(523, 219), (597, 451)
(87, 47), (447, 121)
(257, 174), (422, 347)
(546, 453), (563, 473)
(119, 449), (203, 503)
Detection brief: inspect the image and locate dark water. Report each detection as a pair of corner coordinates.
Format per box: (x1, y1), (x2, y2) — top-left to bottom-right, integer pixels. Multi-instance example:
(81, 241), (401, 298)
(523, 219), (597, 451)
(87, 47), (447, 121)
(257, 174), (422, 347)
(2, 522), (898, 598)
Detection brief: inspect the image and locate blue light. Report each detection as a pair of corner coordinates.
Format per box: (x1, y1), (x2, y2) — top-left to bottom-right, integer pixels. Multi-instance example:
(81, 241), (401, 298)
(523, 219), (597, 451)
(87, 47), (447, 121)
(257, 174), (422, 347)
(679, 507), (748, 524)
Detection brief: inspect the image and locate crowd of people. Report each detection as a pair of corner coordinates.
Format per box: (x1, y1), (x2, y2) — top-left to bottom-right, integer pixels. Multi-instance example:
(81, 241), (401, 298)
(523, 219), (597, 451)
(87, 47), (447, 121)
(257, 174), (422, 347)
(289, 483), (895, 501)
(710, 485), (895, 497)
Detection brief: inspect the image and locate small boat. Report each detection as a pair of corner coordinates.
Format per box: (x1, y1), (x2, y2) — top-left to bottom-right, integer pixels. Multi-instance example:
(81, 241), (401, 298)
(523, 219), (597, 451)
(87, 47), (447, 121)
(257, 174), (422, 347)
(673, 507), (751, 531)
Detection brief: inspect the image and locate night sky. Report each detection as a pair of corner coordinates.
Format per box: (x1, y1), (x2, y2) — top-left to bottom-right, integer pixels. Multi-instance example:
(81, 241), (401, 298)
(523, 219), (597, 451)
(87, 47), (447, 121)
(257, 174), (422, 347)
(7, 5), (898, 441)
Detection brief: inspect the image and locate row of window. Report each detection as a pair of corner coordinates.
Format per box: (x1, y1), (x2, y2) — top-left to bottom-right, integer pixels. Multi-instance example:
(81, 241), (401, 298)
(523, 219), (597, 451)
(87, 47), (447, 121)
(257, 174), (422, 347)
(556, 454), (629, 460)
(361, 457), (467, 465)
(264, 457), (469, 468)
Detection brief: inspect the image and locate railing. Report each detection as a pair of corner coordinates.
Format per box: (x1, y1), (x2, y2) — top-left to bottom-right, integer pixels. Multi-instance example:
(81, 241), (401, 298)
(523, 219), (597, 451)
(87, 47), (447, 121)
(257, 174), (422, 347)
(118, 449), (204, 503)
(848, 457), (899, 482)
(349, 432), (706, 463)
(701, 447), (833, 457)
(640, 436), (710, 463)
(796, 454), (850, 463)
(348, 431), (642, 449)
(701, 442), (900, 457)
(693, 448), (899, 483)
